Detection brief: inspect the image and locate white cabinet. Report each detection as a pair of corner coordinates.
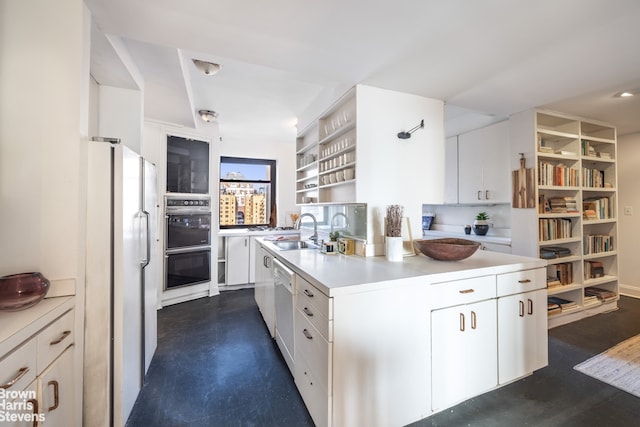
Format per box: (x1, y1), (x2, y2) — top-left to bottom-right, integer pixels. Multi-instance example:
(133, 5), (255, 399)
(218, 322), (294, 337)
(444, 136), (459, 204)
(458, 121), (510, 204)
(496, 267), (548, 384)
(294, 277), (332, 427)
(0, 303), (76, 427)
(225, 236), (256, 286)
(431, 298), (497, 411)
(38, 346), (75, 426)
(254, 242), (275, 337)
(497, 289), (547, 383)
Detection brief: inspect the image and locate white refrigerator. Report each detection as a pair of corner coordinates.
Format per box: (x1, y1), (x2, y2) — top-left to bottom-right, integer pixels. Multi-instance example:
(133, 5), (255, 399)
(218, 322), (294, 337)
(85, 141), (159, 427)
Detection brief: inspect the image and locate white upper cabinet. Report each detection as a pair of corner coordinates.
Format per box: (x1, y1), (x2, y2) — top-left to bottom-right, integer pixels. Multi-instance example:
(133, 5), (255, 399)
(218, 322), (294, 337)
(457, 121), (510, 204)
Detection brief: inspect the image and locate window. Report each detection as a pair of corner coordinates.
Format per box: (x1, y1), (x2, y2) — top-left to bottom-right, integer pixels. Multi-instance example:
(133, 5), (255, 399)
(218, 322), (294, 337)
(219, 157), (276, 228)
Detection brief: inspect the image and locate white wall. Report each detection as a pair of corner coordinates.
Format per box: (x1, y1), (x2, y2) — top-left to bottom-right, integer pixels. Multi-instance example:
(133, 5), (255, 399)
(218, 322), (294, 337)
(617, 132), (640, 297)
(356, 85), (445, 252)
(0, 0), (86, 286)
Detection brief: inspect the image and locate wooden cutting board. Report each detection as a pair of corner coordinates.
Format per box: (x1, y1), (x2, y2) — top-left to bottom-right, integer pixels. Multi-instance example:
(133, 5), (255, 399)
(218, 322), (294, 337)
(512, 154), (535, 208)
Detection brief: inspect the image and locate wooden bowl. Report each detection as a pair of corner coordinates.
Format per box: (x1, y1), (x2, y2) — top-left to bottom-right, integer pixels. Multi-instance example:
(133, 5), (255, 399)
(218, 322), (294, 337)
(413, 238), (480, 261)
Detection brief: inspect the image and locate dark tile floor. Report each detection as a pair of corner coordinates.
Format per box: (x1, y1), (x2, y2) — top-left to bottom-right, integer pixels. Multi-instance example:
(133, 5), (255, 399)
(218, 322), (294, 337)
(126, 290), (640, 427)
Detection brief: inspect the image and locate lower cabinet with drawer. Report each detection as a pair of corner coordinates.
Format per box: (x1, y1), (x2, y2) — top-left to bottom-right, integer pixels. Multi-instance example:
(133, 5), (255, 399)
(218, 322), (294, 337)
(0, 304), (76, 427)
(294, 276), (332, 427)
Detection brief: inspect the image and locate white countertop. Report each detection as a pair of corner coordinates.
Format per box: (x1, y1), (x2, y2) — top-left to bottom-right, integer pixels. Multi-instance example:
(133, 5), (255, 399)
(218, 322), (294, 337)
(219, 228), (300, 237)
(259, 238), (545, 297)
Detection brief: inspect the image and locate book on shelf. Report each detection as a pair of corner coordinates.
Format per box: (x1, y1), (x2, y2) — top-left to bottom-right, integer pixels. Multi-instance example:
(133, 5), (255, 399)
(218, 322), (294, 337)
(548, 296), (579, 313)
(539, 162), (579, 187)
(585, 287), (617, 303)
(540, 246), (571, 259)
(548, 262), (573, 285)
(582, 197), (612, 220)
(583, 234), (614, 254)
(548, 196), (578, 213)
(547, 277), (562, 288)
(584, 260), (605, 279)
(539, 218), (573, 241)
(583, 294), (601, 307)
(547, 301), (562, 316)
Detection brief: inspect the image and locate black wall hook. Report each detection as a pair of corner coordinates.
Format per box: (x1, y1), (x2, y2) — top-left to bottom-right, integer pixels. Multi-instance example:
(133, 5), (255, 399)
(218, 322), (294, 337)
(397, 119), (424, 139)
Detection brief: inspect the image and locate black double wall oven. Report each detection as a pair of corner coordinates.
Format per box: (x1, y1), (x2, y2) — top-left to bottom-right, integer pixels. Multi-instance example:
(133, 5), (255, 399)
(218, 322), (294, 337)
(165, 196), (211, 289)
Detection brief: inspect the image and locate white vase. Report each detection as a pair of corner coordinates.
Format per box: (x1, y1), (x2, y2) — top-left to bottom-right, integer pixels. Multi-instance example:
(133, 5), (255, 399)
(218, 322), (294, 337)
(385, 236), (403, 262)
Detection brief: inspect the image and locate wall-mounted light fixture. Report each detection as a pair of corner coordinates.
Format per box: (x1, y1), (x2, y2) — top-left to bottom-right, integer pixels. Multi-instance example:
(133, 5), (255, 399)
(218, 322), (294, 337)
(397, 120), (424, 139)
(192, 59), (222, 76)
(198, 109), (218, 122)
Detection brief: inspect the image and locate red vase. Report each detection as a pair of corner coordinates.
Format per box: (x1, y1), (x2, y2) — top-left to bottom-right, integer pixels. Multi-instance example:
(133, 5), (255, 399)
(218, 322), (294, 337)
(0, 272), (50, 311)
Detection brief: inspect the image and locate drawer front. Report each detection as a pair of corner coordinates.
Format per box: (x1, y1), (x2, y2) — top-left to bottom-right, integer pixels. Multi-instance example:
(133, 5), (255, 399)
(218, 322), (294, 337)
(295, 356), (330, 427)
(430, 275), (496, 309)
(296, 294), (332, 341)
(0, 338), (37, 392)
(37, 309), (74, 374)
(497, 268), (545, 297)
(295, 309), (331, 394)
(297, 276), (332, 320)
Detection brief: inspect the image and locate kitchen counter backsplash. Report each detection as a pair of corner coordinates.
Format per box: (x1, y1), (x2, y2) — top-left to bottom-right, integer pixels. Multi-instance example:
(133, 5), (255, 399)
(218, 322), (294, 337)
(422, 203), (511, 238)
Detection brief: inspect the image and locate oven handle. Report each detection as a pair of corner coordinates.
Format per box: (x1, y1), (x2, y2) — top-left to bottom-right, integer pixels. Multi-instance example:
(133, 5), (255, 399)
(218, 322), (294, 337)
(165, 245), (211, 255)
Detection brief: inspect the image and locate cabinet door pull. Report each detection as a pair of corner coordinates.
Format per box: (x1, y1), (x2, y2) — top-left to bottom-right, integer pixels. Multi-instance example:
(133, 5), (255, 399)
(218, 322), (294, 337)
(518, 279), (531, 284)
(48, 380), (59, 411)
(303, 307), (314, 317)
(459, 313), (465, 332)
(528, 298), (533, 315)
(50, 330), (71, 346)
(303, 329), (313, 340)
(519, 300), (525, 317)
(459, 289), (475, 294)
(1, 367), (29, 389)
(28, 398), (38, 427)
(303, 289), (314, 298)
(485, 190), (490, 200)
(471, 311), (477, 329)
(477, 190), (482, 200)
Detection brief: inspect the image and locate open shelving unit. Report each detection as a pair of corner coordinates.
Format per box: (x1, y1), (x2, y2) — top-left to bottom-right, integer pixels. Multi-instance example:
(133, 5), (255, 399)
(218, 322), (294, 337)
(295, 88), (357, 204)
(510, 110), (618, 328)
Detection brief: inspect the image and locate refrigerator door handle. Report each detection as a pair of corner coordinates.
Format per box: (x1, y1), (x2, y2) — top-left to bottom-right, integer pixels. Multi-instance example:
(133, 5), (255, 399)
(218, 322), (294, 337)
(139, 210), (151, 268)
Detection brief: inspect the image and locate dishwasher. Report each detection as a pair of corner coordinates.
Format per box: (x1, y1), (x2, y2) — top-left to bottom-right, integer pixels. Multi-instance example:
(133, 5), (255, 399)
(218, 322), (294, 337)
(273, 258), (295, 374)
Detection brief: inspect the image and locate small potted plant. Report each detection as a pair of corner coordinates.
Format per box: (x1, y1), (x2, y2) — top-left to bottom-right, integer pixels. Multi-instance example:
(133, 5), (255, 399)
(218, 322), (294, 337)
(473, 212), (490, 236)
(329, 231), (340, 242)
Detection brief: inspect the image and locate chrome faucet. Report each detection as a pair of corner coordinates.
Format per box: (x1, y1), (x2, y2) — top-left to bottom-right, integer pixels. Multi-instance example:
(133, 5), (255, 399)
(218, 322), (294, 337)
(294, 213), (318, 244)
(330, 212), (349, 233)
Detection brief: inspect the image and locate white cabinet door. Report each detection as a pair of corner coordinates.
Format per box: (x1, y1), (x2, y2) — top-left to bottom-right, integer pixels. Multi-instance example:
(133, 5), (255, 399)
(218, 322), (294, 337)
(431, 299), (497, 411)
(226, 236), (251, 286)
(254, 244), (275, 337)
(38, 346), (75, 426)
(497, 288), (548, 384)
(444, 136), (459, 204)
(458, 121), (510, 204)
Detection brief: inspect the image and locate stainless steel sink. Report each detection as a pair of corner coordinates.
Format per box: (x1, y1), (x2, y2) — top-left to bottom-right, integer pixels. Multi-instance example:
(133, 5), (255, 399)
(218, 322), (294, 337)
(272, 240), (320, 250)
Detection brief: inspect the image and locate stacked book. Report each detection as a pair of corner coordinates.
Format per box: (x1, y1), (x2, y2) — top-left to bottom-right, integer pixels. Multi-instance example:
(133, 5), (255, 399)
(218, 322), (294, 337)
(585, 287), (617, 303)
(548, 296), (579, 314)
(540, 246), (571, 259)
(584, 260), (605, 279)
(583, 294), (601, 307)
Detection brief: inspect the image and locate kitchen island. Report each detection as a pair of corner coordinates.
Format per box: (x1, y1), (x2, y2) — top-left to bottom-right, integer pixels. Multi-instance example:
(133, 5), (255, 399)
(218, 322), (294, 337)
(256, 239), (548, 427)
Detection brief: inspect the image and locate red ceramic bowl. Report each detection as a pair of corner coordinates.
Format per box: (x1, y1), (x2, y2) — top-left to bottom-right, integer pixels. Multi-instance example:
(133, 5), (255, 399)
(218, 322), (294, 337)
(0, 272), (50, 311)
(413, 238), (481, 261)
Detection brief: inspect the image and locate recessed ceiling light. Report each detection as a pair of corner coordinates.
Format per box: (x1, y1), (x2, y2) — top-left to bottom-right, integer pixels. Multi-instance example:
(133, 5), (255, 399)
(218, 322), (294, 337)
(614, 89), (639, 98)
(192, 59), (222, 76)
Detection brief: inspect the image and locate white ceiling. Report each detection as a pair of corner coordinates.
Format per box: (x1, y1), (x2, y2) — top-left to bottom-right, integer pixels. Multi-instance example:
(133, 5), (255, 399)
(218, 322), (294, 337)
(85, 0), (640, 143)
